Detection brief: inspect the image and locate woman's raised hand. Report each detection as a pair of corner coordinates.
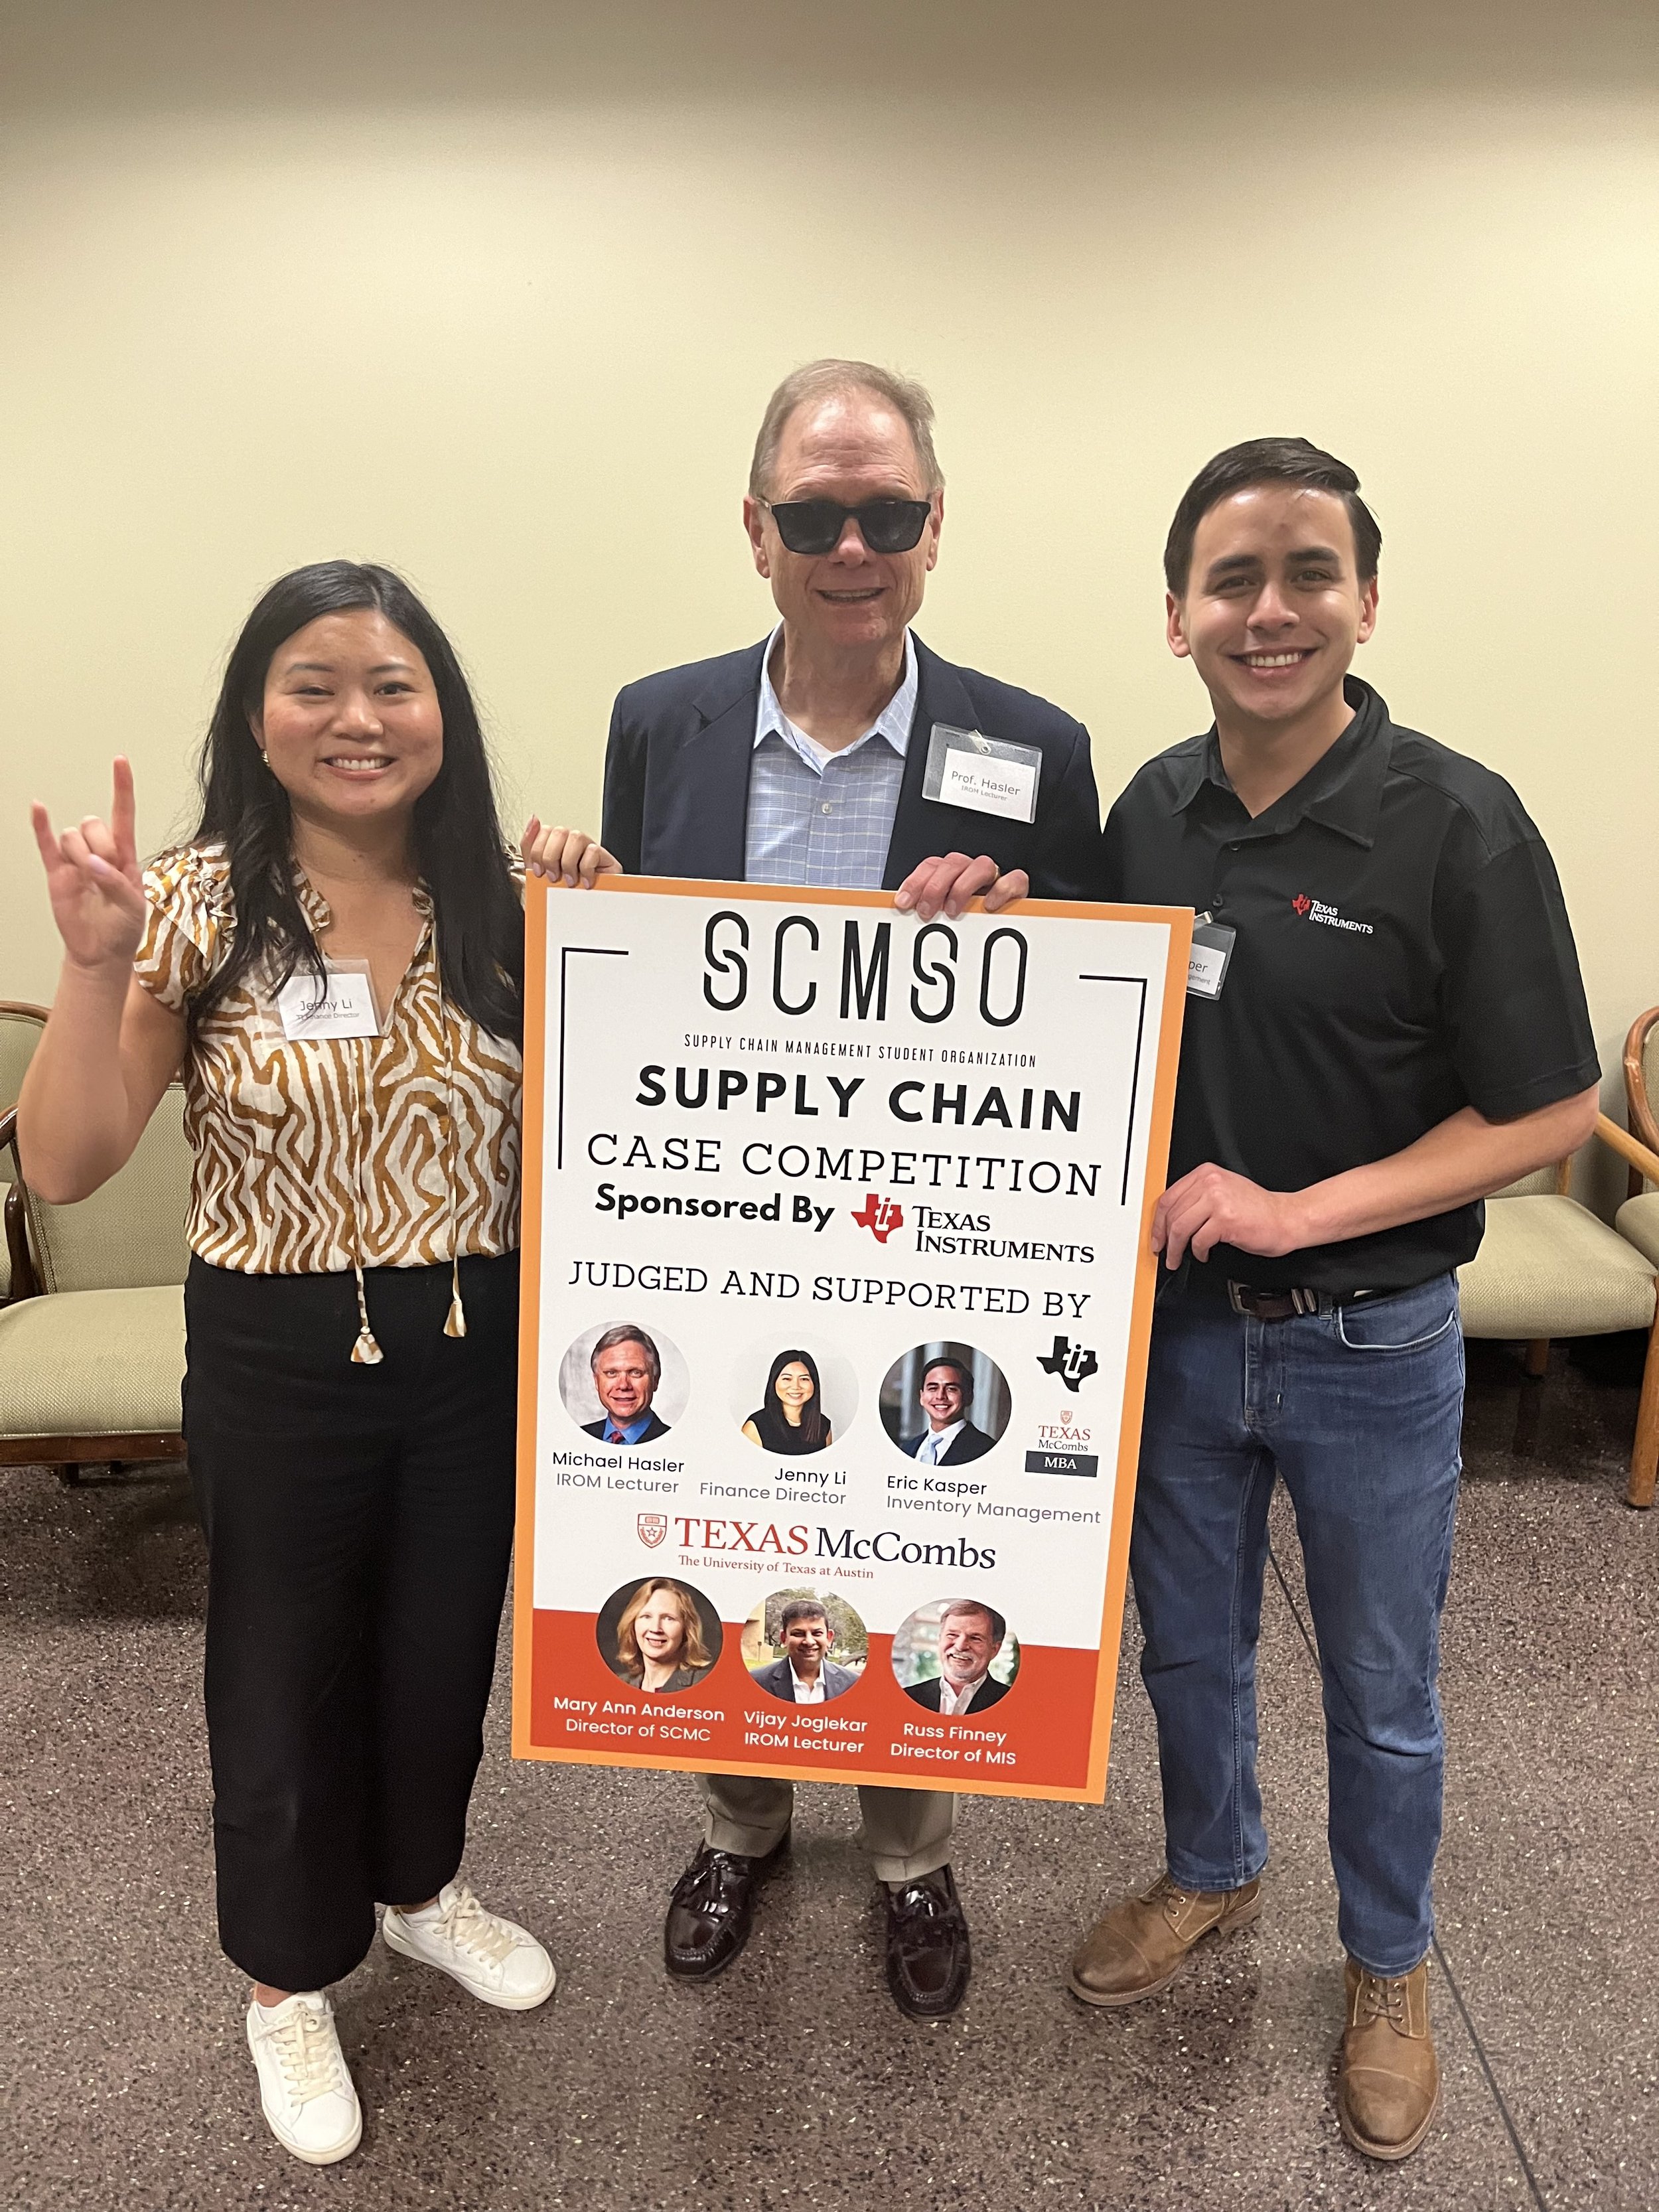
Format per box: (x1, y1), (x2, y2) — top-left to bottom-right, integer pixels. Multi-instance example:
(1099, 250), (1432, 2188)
(521, 818), (623, 888)
(31, 757), (149, 970)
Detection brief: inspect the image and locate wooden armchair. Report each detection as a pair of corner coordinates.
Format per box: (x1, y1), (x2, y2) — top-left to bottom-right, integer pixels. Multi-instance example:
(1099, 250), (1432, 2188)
(1457, 1114), (1659, 1509)
(0, 1086), (189, 1478)
(1622, 1005), (1659, 1204)
(0, 1003), (48, 1303)
(1608, 1011), (1659, 1487)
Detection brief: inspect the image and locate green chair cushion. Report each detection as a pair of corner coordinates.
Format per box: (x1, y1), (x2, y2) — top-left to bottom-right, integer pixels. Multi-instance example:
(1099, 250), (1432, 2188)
(1491, 1165), (1561, 1199)
(1459, 1195), (1656, 1339)
(0, 1285), (185, 1438)
(1615, 1191), (1659, 1270)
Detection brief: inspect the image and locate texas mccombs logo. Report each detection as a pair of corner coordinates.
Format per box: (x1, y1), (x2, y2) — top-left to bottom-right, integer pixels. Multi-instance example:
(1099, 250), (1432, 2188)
(637, 1515), (998, 1568)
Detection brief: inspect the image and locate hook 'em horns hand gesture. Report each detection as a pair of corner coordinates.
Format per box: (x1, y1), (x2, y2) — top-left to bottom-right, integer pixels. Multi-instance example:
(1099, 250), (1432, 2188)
(31, 756), (149, 971)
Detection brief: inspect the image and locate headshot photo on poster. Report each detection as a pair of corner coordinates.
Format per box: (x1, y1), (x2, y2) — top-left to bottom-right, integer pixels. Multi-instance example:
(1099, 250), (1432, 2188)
(729, 1335), (859, 1456)
(741, 1588), (868, 1706)
(559, 1321), (690, 1446)
(891, 1598), (1020, 1716)
(879, 1343), (1011, 1465)
(595, 1577), (724, 1695)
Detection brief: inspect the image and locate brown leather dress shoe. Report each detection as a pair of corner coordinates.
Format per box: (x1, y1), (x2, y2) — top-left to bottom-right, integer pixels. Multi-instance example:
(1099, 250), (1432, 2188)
(663, 1832), (788, 1981)
(1336, 1956), (1439, 2160)
(1068, 1870), (1262, 2006)
(883, 1866), (971, 2020)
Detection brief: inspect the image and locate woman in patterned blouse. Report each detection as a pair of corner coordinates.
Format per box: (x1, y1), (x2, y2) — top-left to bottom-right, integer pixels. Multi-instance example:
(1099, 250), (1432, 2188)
(21, 561), (604, 2167)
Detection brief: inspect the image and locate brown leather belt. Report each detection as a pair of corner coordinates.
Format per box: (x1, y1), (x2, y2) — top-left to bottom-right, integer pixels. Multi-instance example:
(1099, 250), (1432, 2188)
(1226, 1282), (1384, 1321)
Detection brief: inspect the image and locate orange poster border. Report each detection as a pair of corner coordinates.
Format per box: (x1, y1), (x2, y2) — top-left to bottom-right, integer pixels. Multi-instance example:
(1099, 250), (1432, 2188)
(512, 874), (1190, 1803)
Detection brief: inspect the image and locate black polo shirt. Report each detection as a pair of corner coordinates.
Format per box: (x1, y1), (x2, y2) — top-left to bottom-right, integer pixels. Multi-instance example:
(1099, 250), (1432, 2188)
(1100, 678), (1599, 1294)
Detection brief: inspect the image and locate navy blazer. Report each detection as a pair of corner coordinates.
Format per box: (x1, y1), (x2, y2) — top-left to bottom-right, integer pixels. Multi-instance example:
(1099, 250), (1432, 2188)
(582, 1410), (672, 1445)
(601, 635), (1102, 898)
(748, 1655), (860, 1704)
(901, 1420), (996, 1466)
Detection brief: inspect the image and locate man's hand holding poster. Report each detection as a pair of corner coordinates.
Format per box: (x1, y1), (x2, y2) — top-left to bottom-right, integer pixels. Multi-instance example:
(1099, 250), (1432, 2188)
(512, 878), (1189, 1803)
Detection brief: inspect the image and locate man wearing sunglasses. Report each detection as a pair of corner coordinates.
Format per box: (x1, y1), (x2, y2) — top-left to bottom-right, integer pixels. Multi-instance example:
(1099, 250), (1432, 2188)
(598, 358), (1102, 2022)
(601, 357), (1100, 908)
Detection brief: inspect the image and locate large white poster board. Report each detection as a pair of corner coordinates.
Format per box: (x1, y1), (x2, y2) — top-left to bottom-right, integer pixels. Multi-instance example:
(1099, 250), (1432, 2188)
(514, 877), (1189, 1803)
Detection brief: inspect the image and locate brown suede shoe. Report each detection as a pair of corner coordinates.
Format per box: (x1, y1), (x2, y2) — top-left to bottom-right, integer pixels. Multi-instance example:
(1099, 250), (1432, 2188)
(1336, 1956), (1439, 2161)
(1068, 1871), (1262, 2007)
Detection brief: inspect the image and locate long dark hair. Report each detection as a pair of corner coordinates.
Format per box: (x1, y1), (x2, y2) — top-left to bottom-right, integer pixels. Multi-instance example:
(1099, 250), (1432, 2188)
(183, 561), (523, 1041)
(752, 1348), (831, 1453)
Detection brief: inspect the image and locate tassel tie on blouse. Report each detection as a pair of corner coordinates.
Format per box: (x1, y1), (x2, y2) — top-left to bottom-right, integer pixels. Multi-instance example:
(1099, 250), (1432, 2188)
(346, 964), (466, 1364)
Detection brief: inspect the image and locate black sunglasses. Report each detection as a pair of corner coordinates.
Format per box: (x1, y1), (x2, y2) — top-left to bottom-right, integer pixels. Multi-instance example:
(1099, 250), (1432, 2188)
(762, 496), (932, 556)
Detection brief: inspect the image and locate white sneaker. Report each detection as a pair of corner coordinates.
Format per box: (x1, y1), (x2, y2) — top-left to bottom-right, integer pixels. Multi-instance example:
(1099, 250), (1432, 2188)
(245, 1992), (362, 2166)
(381, 1881), (556, 2010)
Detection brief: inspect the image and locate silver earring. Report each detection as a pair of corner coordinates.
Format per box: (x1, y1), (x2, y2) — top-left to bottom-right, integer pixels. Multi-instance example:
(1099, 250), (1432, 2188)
(259, 749), (269, 767)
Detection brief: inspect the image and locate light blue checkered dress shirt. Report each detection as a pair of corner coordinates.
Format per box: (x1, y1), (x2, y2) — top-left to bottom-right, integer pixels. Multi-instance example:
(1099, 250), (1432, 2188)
(743, 627), (918, 892)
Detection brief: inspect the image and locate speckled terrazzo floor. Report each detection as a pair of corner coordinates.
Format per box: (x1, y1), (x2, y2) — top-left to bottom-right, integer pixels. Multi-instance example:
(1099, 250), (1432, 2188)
(3, 1339), (1655, 2211)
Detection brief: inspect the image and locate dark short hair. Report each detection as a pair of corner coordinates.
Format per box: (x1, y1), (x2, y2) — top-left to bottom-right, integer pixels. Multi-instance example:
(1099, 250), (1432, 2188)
(922, 1357), (973, 1402)
(591, 1325), (660, 1386)
(941, 1599), (1005, 1645)
(779, 1599), (830, 1633)
(1163, 437), (1382, 595)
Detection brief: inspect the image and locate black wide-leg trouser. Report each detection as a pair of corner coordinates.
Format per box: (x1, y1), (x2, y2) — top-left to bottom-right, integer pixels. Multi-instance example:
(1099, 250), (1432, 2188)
(183, 1251), (520, 1992)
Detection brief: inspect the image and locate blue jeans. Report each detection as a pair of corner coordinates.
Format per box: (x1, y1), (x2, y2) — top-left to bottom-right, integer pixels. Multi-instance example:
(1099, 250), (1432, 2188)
(1129, 1273), (1463, 1977)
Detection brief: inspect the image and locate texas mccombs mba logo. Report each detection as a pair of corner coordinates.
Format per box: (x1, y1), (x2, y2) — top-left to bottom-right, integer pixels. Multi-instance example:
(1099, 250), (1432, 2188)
(1035, 1405), (1094, 1451)
(636, 1513), (668, 1549)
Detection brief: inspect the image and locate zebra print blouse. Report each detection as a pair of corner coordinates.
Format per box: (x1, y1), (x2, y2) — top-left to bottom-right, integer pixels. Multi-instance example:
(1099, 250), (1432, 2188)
(134, 842), (522, 1275)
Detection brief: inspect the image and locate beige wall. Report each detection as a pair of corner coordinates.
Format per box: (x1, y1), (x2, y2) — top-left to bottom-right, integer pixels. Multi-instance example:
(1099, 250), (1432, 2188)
(3, 3), (1655, 1177)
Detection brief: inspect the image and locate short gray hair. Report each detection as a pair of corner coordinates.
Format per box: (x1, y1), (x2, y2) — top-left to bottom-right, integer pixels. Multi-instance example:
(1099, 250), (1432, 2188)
(749, 359), (944, 500)
(591, 1325), (660, 1386)
(941, 1599), (1005, 1645)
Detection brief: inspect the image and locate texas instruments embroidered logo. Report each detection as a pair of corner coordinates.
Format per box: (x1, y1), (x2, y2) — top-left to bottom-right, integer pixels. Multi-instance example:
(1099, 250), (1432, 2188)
(1292, 893), (1374, 936)
(852, 1193), (904, 1243)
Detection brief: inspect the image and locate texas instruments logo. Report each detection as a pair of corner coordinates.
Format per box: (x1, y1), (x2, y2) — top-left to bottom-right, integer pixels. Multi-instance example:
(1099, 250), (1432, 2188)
(1293, 893), (1374, 936)
(636, 1514), (667, 1548)
(852, 1193), (904, 1244)
(1039, 1335), (1099, 1392)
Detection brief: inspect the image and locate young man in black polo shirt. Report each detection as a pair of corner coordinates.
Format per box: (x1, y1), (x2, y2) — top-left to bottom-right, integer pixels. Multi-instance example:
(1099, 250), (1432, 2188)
(1059, 440), (1600, 2160)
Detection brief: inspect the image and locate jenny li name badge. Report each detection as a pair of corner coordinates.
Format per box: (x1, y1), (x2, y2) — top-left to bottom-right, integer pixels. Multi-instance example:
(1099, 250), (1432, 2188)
(923, 722), (1041, 824)
(275, 956), (381, 1041)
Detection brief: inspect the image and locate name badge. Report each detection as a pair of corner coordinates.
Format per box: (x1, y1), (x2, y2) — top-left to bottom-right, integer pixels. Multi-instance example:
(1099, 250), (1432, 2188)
(923, 723), (1041, 824)
(276, 957), (381, 1041)
(1187, 918), (1236, 1001)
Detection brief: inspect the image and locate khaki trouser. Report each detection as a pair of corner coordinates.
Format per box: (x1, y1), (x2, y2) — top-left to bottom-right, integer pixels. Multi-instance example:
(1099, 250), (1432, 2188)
(696, 1774), (956, 1886)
